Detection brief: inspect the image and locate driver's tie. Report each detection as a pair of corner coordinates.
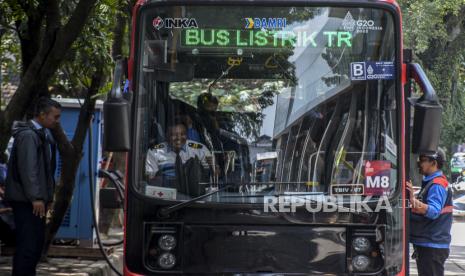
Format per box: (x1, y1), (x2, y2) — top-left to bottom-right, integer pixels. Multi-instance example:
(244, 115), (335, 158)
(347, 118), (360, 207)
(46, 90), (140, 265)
(175, 152), (188, 194)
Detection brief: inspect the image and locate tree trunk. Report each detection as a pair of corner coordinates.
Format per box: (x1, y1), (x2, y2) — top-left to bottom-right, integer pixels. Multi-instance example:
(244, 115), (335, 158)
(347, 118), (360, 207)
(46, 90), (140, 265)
(42, 67), (103, 256)
(15, 0), (47, 75)
(111, 11), (126, 60)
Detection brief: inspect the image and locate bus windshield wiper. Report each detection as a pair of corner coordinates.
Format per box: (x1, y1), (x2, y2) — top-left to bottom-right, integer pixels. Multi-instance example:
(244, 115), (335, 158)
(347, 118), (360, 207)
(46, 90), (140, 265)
(158, 184), (233, 217)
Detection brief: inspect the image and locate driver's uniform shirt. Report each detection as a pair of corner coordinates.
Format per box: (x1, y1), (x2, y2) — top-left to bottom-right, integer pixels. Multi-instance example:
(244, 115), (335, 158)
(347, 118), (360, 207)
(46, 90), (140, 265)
(146, 140), (211, 178)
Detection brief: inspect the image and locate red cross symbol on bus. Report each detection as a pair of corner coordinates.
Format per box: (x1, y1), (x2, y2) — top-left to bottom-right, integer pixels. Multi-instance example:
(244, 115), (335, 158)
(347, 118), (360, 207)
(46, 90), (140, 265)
(157, 191), (164, 197)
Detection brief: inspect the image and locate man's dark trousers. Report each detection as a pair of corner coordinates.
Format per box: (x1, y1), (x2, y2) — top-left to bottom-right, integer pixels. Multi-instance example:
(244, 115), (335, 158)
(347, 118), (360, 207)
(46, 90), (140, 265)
(415, 245), (449, 276)
(10, 201), (45, 276)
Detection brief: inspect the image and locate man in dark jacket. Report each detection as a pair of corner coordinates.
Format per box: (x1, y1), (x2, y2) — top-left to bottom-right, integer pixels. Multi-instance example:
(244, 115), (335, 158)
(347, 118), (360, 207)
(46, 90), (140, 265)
(407, 149), (452, 276)
(5, 97), (61, 276)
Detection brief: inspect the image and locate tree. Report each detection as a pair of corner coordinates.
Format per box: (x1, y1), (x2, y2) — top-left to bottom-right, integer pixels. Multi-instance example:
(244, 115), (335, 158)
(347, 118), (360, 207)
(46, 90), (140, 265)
(42, 0), (132, 255)
(1, 0), (101, 255)
(398, 0), (465, 157)
(0, 0), (131, 256)
(0, 0), (101, 150)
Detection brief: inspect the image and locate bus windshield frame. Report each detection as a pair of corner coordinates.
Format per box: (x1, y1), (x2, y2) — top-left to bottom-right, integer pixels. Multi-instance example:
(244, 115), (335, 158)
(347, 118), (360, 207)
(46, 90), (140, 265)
(130, 1), (403, 207)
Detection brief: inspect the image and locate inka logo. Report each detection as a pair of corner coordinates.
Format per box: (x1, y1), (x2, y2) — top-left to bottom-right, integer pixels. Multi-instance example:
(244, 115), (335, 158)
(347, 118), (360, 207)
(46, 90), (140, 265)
(244, 17), (286, 29)
(153, 16), (198, 30)
(153, 17), (164, 29)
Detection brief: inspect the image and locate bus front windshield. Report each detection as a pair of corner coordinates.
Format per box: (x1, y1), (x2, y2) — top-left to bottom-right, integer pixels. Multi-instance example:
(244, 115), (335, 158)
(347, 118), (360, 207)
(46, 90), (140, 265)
(134, 5), (399, 204)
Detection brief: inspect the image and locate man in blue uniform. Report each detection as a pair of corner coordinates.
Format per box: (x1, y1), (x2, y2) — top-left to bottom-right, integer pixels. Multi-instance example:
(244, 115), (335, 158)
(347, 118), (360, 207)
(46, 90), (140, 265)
(407, 149), (452, 276)
(146, 122), (212, 196)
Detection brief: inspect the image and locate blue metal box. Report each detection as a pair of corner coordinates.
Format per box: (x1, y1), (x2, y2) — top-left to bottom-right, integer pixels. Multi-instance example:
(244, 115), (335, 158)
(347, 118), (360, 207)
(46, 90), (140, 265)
(54, 98), (102, 246)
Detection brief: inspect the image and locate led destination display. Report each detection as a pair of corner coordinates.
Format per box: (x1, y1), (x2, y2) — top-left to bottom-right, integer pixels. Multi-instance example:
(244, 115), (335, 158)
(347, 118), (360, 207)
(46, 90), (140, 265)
(181, 29), (352, 49)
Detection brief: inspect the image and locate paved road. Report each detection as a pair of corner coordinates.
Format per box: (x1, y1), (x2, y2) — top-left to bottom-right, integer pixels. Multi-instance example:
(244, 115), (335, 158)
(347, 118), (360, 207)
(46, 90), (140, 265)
(0, 229), (123, 276)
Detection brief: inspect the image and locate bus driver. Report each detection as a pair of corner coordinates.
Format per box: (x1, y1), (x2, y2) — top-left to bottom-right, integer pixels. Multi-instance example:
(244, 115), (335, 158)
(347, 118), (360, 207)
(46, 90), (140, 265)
(145, 121), (212, 196)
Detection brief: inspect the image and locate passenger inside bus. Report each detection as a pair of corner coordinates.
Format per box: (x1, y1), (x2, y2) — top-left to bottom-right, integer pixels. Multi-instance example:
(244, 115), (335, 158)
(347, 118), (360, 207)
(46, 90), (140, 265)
(145, 121), (212, 197)
(197, 93), (220, 129)
(177, 114), (201, 143)
(194, 93), (222, 149)
(202, 93), (251, 184)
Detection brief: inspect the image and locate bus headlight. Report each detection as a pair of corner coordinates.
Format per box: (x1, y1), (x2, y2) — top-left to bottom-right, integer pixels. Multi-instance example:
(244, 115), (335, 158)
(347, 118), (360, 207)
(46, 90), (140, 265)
(352, 237), (371, 253)
(158, 252), (176, 269)
(158, 234), (177, 251)
(352, 255), (370, 271)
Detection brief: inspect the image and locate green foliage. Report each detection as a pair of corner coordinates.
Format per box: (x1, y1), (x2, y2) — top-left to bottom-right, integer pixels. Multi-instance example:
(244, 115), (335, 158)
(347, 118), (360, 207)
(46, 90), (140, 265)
(1, 0), (130, 103)
(399, 0), (463, 53)
(0, 31), (21, 82)
(52, 0), (121, 97)
(399, 0), (465, 156)
(0, 2), (21, 109)
(0, 1), (27, 26)
(441, 58), (465, 154)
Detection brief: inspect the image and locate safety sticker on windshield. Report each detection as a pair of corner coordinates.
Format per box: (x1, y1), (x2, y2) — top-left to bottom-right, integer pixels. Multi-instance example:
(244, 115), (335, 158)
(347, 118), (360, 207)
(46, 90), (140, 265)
(145, 185), (177, 200)
(364, 160), (391, 196)
(350, 61), (395, 81)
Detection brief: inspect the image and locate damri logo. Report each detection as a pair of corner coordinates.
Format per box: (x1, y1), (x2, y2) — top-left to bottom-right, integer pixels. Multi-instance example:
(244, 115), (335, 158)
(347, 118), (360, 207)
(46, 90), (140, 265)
(152, 16), (198, 30)
(244, 17), (286, 29)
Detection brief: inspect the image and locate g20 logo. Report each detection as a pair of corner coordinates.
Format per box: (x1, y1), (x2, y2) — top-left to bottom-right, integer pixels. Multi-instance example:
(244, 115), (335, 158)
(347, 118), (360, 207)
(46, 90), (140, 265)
(356, 20), (375, 27)
(342, 12), (382, 33)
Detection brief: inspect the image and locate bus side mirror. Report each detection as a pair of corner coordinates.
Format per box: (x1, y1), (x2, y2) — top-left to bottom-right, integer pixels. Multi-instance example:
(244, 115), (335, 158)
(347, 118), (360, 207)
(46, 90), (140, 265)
(411, 100), (442, 154)
(408, 63), (442, 154)
(103, 59), (131, 152)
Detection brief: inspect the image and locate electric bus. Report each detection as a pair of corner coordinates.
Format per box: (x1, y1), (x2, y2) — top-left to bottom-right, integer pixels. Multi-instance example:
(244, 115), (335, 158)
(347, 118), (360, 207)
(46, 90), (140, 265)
(103, 0), (442, 275)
